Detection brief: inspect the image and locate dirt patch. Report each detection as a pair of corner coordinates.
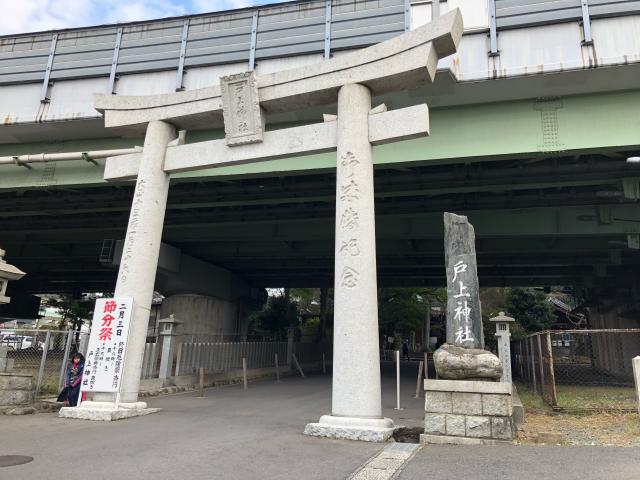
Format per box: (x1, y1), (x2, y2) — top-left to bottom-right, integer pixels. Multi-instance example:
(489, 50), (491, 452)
(514, 382), (640, 447)
(518, 409), (640, 446)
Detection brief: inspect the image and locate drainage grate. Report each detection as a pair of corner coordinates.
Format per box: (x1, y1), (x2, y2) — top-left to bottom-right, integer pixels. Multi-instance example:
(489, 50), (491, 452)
(392, 426), (423, 443)
(0, 456), (34, 467)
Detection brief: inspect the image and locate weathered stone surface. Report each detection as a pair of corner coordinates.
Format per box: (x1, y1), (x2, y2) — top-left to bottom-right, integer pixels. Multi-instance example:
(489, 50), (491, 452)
(220, 71), (264, 146)
(424, 413), (446, 434)
(0, 373), (33, 390)
(5, 406), (36, 415)
(423, 381), (516, 444)
(444, 212), (483, 349)
(351, 444), (421, 480)
(94, 10), (463, 133)
(445, 414), (466, 436)
(105, 104), (431, 181)
(420, 434), (515, 446)
(424, 379), (511, 394)
(512, 384), (525, 427)
(303, 423), (394, 442)
(434, 343), (502, 380)
(0, 357), (15, 373)
(329, 84), (385, 422)
(452, 392), (482, 415)
(425, 391), (452, 413)
(491, 417), (514, 440)
(304, 415), (394, 442)
(58, 406), (161, 421)
(93, 120), (176, 407)
(0, 389), (33, 405)
(465, 416), (491, 438)
(482, 393), (512, 416)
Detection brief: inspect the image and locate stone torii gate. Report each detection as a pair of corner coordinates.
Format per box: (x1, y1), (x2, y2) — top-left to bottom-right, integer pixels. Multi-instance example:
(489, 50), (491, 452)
(62, 11), (463, 437)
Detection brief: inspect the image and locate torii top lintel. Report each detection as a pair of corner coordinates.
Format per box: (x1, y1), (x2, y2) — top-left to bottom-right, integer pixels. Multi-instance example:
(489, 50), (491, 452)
(94, 10), (463, 135)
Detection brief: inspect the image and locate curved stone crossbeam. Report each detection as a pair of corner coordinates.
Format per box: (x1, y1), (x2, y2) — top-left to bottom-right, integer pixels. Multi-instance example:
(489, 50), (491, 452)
(94, 9), (463, 134)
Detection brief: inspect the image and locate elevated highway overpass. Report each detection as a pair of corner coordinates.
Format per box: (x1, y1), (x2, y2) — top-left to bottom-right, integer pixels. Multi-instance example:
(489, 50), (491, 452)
(0, 0), (639, 299)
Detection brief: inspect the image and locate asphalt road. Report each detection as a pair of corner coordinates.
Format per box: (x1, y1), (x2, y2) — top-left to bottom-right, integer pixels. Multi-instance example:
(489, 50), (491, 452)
(399, 445), (640, 480)
(3, 363), (639, 479)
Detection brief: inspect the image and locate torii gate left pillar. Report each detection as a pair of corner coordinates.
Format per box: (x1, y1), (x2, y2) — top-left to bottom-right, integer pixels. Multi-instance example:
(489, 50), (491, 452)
(60, 121), (177, 419)
(102, 120), (176, 405)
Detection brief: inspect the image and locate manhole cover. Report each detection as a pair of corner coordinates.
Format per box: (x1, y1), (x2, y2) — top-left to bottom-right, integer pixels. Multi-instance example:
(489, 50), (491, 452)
(0, 455), (34, 467)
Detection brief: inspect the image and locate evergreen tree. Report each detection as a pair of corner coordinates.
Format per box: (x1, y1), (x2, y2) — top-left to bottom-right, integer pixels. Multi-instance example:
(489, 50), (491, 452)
(505, 287), (555, 335)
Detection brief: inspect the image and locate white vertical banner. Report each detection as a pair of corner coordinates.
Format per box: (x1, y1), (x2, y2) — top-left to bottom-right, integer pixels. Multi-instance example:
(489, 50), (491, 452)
(80, 298), (133, 395)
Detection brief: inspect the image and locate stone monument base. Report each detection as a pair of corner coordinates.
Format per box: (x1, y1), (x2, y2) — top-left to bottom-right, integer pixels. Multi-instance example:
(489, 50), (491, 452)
(58, 400), (161, 422)
(421, 379), (515, 445)
(304, 414), (395, 442)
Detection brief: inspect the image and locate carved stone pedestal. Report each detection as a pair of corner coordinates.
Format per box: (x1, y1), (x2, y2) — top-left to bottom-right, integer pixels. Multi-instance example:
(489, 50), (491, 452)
(420, 379), (515, 445)
(59, 401), (160, 422)
(304, 415), (395, 442)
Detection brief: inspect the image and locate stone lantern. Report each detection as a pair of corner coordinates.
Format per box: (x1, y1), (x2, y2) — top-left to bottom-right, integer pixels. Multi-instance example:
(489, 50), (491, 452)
(158, 315), (182, 382)
(489, 311), (516, 383)
(0, 248), (26, 305)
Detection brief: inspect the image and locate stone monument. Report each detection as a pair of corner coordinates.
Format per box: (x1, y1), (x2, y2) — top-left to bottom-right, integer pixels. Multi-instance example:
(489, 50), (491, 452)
(421, 213), (515, 445)
(434, 213), (501, 380)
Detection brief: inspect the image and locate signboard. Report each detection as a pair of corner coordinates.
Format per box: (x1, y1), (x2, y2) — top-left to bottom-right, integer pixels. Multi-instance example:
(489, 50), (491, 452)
(81, 298), (133, 393)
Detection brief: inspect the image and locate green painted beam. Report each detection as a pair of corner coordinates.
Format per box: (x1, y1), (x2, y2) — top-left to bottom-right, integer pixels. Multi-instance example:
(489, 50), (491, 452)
(1, 89), (639, 190)
(1, 204), (638, 241)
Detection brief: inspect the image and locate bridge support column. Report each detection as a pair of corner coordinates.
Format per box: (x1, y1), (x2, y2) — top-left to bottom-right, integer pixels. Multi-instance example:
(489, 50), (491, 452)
(61, 120), (175, 421)
(304, 84), (394, 442)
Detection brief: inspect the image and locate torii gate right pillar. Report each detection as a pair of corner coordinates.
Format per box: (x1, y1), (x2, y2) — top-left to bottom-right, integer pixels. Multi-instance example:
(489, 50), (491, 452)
(304, 84), (394, 442)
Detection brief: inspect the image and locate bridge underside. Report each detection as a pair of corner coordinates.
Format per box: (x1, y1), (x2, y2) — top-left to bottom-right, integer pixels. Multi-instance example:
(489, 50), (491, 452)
(1, 148), (639, 294)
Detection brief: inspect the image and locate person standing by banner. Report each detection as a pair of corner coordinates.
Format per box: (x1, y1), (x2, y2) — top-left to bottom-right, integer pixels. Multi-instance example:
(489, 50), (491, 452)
(64, 352), (85, 407)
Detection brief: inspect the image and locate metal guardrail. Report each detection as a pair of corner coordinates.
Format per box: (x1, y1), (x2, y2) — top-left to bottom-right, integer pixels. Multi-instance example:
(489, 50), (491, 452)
(0, 0), (405, 87)
(513, 329), (640, 411)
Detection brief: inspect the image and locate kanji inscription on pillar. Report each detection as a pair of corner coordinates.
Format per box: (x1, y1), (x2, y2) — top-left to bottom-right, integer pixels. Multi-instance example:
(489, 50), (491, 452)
(340, 207), (360, 230)
(336, 150), (364, 291)
(80, 298), (133, 393)
(220, 71), (264, 146)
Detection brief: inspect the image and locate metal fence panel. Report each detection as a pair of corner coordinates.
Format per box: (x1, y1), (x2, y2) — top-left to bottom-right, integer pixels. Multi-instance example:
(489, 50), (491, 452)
(513, 329), (640, 411)
(255, 1), (326, 60)
(140, 341), (161, 379)
(589, 0), (640, 17)
(0, 0), (408, 85)
(172, 340), (291, 374)
(495, 0), (583, 28)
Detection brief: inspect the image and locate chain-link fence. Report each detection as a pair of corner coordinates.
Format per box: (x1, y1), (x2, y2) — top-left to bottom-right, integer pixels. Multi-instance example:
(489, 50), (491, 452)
(0, 329), (89, 397)
(513, 329), (640, 411)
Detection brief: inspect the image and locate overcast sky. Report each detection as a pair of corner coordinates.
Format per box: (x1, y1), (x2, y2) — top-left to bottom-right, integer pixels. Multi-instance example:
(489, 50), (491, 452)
(0, 0), (289, 35)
